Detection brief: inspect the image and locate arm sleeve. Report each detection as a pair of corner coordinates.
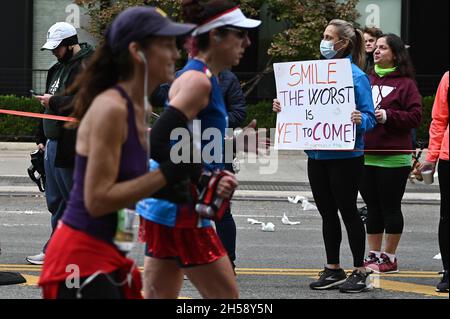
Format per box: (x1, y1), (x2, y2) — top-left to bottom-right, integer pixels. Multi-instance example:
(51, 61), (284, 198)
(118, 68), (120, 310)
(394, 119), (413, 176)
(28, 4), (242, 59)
(354, 73), (376, 134)
(223, 72), (247, 129)
(48, 95), (74, 116)
(34, 119), (47, 146)
(385, 80), (423, 130)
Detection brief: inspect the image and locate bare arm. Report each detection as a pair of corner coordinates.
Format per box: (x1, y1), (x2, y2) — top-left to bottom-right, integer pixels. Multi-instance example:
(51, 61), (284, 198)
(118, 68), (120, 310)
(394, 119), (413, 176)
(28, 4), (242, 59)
(169, 71), (212, 119)
(83, 95), (167, 217)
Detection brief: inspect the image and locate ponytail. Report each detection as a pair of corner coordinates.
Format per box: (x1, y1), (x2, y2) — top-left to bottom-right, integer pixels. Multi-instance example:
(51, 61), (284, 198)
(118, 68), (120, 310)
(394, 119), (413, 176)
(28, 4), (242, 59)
(352, 28), (366, 70)
(328, 19), (366, 70)
(65, 43), (121, 128)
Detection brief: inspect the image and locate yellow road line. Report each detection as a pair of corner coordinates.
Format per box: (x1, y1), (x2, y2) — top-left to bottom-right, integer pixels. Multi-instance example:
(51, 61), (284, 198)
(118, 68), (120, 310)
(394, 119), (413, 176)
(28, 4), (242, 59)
(0, 264), (441, 278)
(0, 264), (438, 275)
(0, 264), (43, 268)
(1, 269), (439, 279)
(6, 268), (446, 298)
(19, 274), (40, 286)
(377, 279), (447, 298)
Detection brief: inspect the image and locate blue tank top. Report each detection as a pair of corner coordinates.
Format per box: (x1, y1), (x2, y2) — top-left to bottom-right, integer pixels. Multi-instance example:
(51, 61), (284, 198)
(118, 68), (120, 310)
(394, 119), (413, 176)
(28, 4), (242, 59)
(182, 59), (229, 171)
(137, 59), (228, 228)
(63, 85), (148, 242)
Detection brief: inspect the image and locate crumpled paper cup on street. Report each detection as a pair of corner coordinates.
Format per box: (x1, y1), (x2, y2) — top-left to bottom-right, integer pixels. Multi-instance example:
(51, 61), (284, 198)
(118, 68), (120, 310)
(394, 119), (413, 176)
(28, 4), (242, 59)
(302, 199), (317, 211)
(281, 213), (301, 225)
(288, 195), (305, 204)
(247, 218), (263, 225)
(261, 222), (275, 232)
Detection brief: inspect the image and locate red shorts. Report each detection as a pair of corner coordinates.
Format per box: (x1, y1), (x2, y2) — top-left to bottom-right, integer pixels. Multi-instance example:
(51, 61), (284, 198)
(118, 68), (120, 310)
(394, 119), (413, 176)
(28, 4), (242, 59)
(142, 220), (227, 268)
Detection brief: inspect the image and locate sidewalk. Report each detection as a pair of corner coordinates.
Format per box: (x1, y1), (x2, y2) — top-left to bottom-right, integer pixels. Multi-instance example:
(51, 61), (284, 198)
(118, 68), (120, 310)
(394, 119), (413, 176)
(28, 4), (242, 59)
(0, 142), (441, 202)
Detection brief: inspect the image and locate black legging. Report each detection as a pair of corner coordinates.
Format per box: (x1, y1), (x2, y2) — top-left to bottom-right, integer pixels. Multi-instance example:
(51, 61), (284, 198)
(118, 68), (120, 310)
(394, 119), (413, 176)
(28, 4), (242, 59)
(360, 165), (410, 234)
(308, 156), (366, 268)
(57, 271), (123, 299)
(216, 164), (238, 266)
(215, 206), (237, 265)
(438, 160), (449, 271)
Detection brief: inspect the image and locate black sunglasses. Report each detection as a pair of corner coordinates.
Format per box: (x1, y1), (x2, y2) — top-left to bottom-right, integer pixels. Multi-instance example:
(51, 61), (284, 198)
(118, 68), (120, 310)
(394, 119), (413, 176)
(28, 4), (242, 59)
(223, 27), (249, 39)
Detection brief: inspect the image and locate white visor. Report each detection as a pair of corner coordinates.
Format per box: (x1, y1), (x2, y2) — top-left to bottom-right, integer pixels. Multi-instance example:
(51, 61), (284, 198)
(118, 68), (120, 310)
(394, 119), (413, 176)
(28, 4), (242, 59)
(192, 7), (261, 36)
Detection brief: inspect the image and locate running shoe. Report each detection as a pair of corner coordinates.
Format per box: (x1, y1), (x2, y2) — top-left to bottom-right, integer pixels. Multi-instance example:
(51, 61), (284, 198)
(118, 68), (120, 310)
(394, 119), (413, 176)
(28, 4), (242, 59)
(366, 253), (398, 274)
(436, 270), (449, 293)
(339, 269), (373, 293)
(363, 252), (379, 268)
(26, 252), (45, 265)
(309, 267), (347, 290)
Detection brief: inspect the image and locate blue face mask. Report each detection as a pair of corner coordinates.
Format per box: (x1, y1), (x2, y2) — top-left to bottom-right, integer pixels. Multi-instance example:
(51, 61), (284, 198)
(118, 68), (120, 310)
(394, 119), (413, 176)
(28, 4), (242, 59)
(320, 40), (342, 59)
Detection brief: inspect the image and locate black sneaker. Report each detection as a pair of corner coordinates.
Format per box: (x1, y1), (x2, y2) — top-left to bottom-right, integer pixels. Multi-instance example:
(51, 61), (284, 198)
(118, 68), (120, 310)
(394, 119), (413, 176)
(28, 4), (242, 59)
(310, 267), (347, 290)
(436, 270), (449, 293)
(339, 269), (372, 293)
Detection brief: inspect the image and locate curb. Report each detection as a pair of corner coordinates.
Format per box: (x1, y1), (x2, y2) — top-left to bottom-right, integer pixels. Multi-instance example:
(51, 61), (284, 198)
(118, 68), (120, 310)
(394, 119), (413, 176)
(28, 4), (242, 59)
(0, 186), (441, 205)
(0, 142), (36, 151)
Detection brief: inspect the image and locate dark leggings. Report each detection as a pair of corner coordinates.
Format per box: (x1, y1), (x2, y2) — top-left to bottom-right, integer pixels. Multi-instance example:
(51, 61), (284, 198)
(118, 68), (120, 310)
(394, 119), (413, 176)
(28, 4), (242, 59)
(215, 206), (237, 265)
(438, 160), (449, 271)
(361, 165), (410, 234)
(216, 164), (237, 266)
(57, 271), (123, 299)
(308, 156), (366, 268)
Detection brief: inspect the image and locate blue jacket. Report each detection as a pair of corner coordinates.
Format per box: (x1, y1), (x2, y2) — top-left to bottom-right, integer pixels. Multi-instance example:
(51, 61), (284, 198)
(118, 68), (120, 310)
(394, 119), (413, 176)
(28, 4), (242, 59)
(305, 56), (376, 160)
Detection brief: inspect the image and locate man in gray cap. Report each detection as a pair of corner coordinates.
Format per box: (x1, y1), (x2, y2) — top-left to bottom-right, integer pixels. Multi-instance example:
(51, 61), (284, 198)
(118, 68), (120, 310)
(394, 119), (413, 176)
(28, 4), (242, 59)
(27, 22), (94, 265)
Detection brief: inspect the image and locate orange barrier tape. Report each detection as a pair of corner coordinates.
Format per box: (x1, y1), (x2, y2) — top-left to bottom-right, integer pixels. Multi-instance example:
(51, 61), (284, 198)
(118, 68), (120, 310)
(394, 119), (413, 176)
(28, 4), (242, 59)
(0, 109), (78, 122)
(1, 108), (448, 154)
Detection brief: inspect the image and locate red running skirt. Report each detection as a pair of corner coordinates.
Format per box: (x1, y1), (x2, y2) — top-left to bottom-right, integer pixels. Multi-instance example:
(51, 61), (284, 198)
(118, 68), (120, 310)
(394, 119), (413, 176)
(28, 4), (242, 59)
(38, 222), (142, 299)
(142, 219), (227, 267)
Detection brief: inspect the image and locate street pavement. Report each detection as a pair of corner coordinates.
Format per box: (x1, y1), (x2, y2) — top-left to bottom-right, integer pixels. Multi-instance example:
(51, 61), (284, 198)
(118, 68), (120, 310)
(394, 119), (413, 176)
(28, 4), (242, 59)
(0, 142), (447, 301)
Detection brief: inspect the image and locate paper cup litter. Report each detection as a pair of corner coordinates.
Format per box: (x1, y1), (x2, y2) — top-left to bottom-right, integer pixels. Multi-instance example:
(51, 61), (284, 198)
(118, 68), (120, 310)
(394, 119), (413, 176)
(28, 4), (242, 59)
(421, 170), (434, 185)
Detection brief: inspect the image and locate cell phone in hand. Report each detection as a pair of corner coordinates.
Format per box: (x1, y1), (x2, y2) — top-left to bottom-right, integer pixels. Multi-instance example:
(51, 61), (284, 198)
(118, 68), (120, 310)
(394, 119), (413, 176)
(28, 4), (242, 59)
(30, 90), (44, 96)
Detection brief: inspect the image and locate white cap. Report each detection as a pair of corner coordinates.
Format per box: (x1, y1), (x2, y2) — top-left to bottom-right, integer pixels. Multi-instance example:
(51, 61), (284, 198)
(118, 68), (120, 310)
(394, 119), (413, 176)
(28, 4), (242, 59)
(192, 6), (261, 36)
(41, 22), (77, 50)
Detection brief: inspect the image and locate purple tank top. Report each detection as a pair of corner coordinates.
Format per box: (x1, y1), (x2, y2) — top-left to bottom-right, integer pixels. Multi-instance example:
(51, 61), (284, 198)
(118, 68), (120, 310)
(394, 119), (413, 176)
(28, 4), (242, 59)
(62, 85), (147, 243)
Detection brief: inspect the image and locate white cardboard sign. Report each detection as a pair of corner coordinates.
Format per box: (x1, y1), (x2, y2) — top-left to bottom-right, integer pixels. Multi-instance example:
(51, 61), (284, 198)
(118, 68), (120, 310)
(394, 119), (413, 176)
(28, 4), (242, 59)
(273, 59), (356, 150)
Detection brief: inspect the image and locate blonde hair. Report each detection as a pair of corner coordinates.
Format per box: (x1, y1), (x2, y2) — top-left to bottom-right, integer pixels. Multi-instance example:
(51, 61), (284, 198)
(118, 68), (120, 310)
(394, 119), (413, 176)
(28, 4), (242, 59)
(328, 19), (365, 70)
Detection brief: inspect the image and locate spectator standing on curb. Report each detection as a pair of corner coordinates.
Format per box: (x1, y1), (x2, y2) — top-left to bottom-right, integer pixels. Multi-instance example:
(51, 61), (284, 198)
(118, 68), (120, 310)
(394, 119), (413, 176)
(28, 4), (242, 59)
(273, 19), (376, 293)
(362, 27), (383, 74)
(362, 34), (422, 274)
(28, 22), (94, 265)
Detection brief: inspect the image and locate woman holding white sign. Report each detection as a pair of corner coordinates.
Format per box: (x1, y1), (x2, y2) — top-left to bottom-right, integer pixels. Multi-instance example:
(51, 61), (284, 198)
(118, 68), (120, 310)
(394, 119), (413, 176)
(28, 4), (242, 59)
(361, 34), (422, 274)
(273, 19), (376, 293)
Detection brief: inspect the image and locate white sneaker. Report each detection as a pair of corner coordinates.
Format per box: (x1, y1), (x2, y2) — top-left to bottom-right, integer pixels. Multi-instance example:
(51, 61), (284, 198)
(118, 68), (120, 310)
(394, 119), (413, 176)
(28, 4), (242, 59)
(26, 252), (45, 265)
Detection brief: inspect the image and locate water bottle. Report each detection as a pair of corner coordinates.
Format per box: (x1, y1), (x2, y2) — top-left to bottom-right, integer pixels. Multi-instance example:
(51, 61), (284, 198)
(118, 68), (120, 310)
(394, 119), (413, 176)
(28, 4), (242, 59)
(195, 197), (224, 219)
(114, 208), (136, 253)
(195, 203), (215, 218)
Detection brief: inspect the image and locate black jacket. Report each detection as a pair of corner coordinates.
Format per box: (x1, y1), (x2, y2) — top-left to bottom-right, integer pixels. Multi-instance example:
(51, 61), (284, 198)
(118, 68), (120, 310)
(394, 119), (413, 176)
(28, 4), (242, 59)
(150, 69), (247, 129)
(35, 43), (94, 168)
